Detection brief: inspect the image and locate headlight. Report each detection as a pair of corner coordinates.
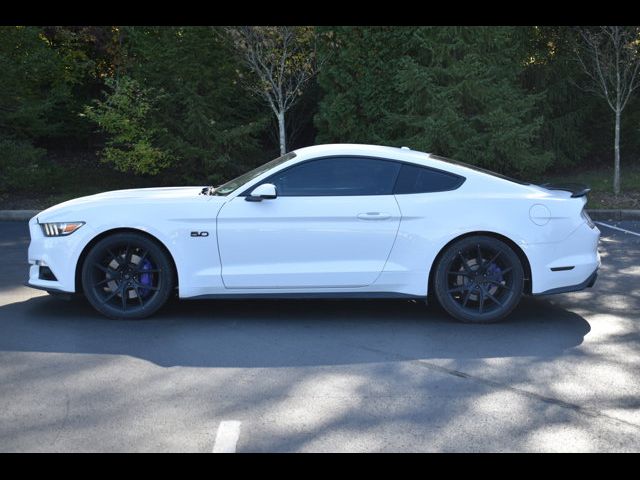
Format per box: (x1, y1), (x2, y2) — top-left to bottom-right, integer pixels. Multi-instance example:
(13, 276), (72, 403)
(40, 222), (85, 237)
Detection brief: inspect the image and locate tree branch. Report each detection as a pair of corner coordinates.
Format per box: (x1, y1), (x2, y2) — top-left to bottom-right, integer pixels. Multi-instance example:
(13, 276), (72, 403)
(224, 26), (324, 152)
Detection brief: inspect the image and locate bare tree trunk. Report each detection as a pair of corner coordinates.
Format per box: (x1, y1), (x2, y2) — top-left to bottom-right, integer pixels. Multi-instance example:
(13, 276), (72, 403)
(277, 110), (287, 155)
(614, 108), (621, 195)
(225, 27), (322, 156)
(574, 26), (640, 196)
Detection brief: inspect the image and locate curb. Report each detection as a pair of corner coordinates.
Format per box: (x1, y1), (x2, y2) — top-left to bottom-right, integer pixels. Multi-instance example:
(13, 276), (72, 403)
(1, 209), (640, 222)
(0, 210), (39, 221)
(586, 209), (640, 221)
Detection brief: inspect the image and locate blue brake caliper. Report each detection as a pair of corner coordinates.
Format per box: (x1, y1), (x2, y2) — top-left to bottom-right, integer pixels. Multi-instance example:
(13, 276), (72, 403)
(138, 259), (153, 297)
(486, 262), (503, 285)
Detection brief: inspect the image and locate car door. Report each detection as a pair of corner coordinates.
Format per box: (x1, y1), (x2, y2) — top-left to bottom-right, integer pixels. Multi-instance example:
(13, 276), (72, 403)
(216, 156), (402, 289)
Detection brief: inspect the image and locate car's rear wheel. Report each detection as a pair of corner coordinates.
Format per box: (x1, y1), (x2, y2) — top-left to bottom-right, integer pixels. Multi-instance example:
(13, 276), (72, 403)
(433, 235), (524, 323)
(81, 232), (175, 319)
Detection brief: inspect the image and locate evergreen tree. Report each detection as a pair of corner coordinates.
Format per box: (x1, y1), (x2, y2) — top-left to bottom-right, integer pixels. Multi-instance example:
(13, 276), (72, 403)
(315, 26), (416, 144)
(391, 26), (552, 176)
(0, 26), (89, 192)
(523, 26), (596, 171)
(0, 26), (77, 144)
(86, 27), (270, 184)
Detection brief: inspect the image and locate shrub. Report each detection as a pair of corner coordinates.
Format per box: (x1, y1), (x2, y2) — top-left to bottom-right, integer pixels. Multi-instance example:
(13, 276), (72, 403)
(0, 139), (64, 193)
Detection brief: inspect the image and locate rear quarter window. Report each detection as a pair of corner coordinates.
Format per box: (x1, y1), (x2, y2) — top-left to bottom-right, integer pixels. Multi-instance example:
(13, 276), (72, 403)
(394, 163), (465, 194)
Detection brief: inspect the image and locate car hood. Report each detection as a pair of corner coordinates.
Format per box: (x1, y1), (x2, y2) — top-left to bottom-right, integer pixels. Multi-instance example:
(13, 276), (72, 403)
(36, 187), (213, 221)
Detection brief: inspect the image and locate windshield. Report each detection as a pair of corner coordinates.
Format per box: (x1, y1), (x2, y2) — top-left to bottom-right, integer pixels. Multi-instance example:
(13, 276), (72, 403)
(214, 152), (297, 196)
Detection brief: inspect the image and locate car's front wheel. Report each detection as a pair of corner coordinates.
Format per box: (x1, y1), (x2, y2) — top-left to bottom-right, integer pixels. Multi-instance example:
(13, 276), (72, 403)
(433, 235), (524, 323)
(81, 232), (175, 319)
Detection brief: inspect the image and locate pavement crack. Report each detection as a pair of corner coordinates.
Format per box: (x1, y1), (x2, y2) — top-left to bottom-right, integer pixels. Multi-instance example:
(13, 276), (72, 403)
(51, 385), (70, 448)
(352, 343), (640, 432)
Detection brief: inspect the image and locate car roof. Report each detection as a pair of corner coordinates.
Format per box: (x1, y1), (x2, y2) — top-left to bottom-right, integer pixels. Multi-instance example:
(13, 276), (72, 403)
(293, 144), (431, 162)
(292, 144), (473, 177)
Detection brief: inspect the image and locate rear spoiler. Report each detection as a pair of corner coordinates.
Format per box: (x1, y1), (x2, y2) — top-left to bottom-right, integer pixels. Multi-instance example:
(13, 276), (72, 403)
(539, 183), (591, 198)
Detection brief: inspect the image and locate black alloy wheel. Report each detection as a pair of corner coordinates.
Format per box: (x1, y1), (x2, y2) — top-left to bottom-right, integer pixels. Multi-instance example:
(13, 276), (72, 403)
(81, 232), (175, 319)
(434, 235), (524, 323)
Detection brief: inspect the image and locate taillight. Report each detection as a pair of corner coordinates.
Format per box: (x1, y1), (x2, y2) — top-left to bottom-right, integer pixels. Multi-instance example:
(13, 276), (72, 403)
(581, 209), (595, 229)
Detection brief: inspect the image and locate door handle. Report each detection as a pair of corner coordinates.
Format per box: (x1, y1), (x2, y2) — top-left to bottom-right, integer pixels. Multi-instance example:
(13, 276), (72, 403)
(357, 212), (392, 220)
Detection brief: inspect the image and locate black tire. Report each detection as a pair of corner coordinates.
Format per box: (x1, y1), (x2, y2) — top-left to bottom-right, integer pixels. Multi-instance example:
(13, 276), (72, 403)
(433, 235), (524, 323)
(81, 232), (175, 319)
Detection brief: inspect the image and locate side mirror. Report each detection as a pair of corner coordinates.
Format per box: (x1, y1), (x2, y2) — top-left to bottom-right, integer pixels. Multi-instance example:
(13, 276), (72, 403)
(246, 183), (277, 202)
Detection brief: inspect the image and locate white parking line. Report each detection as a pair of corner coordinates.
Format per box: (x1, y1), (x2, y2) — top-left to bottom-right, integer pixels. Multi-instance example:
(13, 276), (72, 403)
(595, 221), (640, 237)
(212, 420), (242, 453)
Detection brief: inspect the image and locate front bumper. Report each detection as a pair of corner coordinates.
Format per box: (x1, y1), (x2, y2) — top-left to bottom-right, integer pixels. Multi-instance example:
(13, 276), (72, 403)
(27, 215), (96, 293)
(24, 281), (78, 299)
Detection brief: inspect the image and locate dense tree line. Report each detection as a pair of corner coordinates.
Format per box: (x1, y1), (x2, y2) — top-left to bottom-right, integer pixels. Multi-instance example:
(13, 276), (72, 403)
(1, 25), (639, 194)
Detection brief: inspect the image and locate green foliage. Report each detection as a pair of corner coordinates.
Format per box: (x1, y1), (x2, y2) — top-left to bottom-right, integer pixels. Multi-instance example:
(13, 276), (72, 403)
(0, 26), (271, 186)
(523, 26), (597, 169)
(0, 26), (121, 150)
(116, 26), (269, 184)
(317, 26), (555, 176)
(0, 26), (74, 142)
(0, 27), (76, 193)
(37, 26), (123, 145)
(393, 27), (552, 176)
(0, 139), (64, 193)
(85, 76), (171, 175)
(315, 26), (416, 144)
(1, 25), (640, 197)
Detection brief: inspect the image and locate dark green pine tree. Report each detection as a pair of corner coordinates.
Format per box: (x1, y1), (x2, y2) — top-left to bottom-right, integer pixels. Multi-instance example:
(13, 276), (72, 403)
(523, 26), (597, 172)
(0, 26), (81, 145)
(391, 26), (552, 176)
(315, 26), (417, 144)
(0, 26), (96, 192)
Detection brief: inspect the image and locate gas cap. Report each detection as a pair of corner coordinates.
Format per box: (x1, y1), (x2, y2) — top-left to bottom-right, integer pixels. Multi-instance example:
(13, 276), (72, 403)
(529, 204), (551, 226)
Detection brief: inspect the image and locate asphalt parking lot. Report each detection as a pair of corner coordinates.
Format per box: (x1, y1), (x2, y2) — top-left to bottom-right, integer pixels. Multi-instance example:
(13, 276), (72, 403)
(1, 220), (639, 452)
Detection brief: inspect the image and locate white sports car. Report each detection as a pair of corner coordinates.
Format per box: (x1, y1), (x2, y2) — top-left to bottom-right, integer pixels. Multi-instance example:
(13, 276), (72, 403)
(26, 144), (600, 323)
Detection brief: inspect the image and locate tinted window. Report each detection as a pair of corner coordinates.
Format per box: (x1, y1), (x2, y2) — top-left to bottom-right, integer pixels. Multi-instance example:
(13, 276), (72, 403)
(393, 164), (464, 194)
(430, 154), (529, 186)
(265, 157), (401, 196)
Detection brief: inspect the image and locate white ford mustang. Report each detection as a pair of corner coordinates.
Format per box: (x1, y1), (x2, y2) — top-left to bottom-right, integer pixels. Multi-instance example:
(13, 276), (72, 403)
(26, 144), (600, 323)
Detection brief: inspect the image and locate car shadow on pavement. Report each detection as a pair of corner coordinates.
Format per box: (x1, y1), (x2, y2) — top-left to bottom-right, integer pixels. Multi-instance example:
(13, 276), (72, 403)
(0, 293), (591, 368)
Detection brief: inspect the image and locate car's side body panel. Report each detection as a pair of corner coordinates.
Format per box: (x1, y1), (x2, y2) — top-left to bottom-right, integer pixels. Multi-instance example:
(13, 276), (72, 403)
(386, 176), (600, 296)
(217, 195), (401, 288)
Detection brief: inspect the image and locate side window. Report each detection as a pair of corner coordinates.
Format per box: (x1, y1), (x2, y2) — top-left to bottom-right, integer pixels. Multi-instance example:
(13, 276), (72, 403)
(393, 163), (465, 194)
(266, 157), (401, 196)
